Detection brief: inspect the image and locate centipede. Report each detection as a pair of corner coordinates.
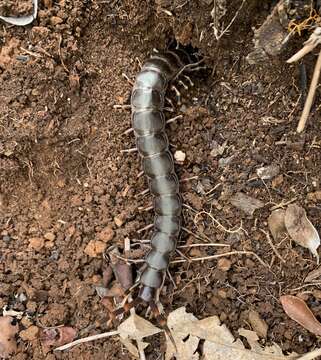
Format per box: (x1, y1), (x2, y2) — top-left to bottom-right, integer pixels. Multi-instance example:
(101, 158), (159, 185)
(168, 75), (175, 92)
(114, 47), (201, 334)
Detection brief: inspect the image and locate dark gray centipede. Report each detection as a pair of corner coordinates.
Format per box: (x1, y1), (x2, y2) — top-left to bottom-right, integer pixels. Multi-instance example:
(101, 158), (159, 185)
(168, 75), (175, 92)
(115, 48), (200, 319)
(133, 49), (198, 303)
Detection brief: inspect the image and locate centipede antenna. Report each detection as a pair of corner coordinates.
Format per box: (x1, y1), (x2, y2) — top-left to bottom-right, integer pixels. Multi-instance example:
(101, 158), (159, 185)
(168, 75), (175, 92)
(149, 302), (177, 353)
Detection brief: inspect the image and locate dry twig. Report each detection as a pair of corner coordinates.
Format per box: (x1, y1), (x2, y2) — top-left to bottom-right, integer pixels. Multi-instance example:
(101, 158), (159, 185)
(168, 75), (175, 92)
(54, 330), (119, 351)
(287, 27), (321, 133)
(260, 229), (286, 264)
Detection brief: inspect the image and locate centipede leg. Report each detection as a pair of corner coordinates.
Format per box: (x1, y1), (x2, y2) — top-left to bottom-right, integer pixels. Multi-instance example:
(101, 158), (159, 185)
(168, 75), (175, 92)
(149, 301), (177, 353)
(114, 104), (131, 110)
(121, 147), (138, 153)
(171, 85), (181, 105)
(113, 296), (143, 317)
(178, 80), (188, 90)
(182, 74), (194, 87)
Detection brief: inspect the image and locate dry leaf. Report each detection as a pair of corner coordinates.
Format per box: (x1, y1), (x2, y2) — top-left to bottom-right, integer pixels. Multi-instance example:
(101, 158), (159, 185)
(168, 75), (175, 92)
(230, 192), (264, 216)
(166, 307), (200, 360)
(117, 313), (161, 358)
(256, 164), (280, 180)
(119, 337), (140, 358)
(305, 267), (321, 283)
(165, 307), (296, 360)
(114, 263), (133, 290)
(268, 209), (286, 240)
(284, 204), (320, 262)
(280, 295), (321, 336)
(248, 310), (268, 339)
(40, 326), (77, 347)
(0, 316), (19, 358)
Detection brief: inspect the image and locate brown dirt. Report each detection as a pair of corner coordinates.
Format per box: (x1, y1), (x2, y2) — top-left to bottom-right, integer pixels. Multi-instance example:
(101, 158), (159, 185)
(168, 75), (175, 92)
(1, 0), (321, 358)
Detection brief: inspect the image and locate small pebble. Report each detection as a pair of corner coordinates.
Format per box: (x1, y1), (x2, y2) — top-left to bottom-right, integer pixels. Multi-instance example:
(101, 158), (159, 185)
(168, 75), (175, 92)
(217, 258), (232, 271)
(98, 226), (114, 242)
(28, 238), (44, 251)
(49, 250), (59, 261)
(174, 150), (186, 163)
(84, 240), (106, 257)
(3, 235), (11, 243)
(19, 325), (39, 341)
(44, 232), (55, 241)
(114, 212), (127, 227)
(256, 164), (280, 180)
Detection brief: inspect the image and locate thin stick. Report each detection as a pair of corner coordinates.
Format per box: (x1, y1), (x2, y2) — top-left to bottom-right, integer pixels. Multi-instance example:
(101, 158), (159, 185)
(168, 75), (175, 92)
(260, 229), (286, 264)
(178, 243), (230, 249)
(54, 330), (119, 351)
(214, 0), (246, 41)
(58, 35), (69, 73)
(170, 250), (269, 268)
(194, 211), (243, 234)
(297, 49), (321, 133)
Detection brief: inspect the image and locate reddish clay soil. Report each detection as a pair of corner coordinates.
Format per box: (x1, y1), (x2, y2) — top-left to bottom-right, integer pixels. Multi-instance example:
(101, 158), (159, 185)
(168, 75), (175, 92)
(1, 0), (321, 359)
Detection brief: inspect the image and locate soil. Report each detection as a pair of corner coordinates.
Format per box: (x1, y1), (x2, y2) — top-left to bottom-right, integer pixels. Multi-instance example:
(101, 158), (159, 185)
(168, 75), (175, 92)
(1, 0), (321, 359)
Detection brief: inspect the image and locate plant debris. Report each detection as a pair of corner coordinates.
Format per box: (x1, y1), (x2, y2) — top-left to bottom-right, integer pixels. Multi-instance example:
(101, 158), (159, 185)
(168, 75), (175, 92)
(230, 192), (264, 216)
(284, 204), (320, 262)
(256, 164), (280, 180)
(118, 313), (161, 358)
(40, 326), (77, 347)
(280, 295), (321, 337)
(268, 209), (286, 241)
(0, 316), (19, 358)
(165, 307), (296, 360)
(304, 267), (321, 283)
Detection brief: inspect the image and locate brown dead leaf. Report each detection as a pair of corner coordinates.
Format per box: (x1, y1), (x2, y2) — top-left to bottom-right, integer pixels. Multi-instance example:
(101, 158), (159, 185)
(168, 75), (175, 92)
(165, 307), (296, 360)
(166, 307), (200, 360)
(40, 326), (77, 347)
(280, 295), (321, 336)
(305, 267), (321, 283)
(114, 263), (133, 290)
(268, 209), (286, 240)
(248, 310), (268, 339)
(117, 312), (161, 358)
(0, 316), (19, 358)
(230, 192), (264, 216)
(285, 204), (320, 262)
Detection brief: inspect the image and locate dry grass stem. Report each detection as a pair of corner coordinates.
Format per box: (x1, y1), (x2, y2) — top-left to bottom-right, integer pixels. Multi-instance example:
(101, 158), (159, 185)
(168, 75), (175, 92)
(178, 243), (230, 249)
(297, 49), (321, 133)
(194, 210), (243, 234)
(212, 0), (247, 41)
(170, 250), (269, 268)
(260, 229), (286, 263)
(270, 197), (297, 211)
(54, 330), (119, 351)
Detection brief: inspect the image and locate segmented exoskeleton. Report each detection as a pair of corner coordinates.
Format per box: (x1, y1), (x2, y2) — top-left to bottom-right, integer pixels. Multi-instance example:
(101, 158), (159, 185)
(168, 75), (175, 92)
(115, 48), (200, 323)
(132, 49), (197, 303)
